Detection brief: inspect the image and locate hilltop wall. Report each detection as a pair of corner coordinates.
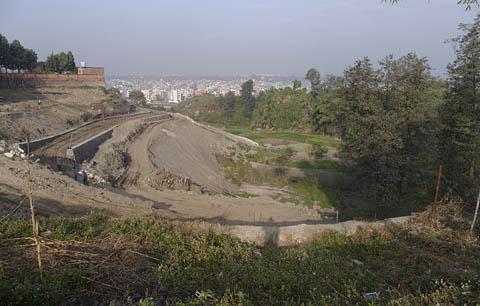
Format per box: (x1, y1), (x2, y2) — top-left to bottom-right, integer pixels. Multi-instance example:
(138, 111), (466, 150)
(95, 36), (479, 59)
(0, 72), (105, 89)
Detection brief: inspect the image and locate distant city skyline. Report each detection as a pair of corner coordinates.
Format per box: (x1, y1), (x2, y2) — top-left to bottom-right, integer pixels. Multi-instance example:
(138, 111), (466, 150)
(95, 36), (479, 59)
(1, 0), (478, 77)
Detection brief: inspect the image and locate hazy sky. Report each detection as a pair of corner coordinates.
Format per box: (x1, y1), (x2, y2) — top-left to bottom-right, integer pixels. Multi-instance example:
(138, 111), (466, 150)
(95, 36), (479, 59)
(1, 0), (478, 76)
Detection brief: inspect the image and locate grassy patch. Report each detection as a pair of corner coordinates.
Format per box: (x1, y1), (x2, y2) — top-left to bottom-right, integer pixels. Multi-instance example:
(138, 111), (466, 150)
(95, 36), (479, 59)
(238, 191), (258, 198)
(279, 197), (300, 205)
(217, 154), (287, 187)
(224, 128), (251, 135)
(1, 209), (479, 305)
(290, 160), (344, 172)
(224, 128), (341, 149)
(288, 179), (343, 208)
(245, 135), (263, 141)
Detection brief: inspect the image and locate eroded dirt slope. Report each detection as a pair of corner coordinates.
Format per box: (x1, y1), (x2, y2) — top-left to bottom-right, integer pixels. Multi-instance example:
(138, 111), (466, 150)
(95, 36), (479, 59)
(0, 87), (127, 142)
(88, 114), (253, 194)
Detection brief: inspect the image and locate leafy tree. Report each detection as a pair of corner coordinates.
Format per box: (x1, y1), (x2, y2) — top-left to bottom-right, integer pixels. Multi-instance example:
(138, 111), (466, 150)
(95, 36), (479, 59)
(221, 91), (236, 118)
(310, 144), (328, 166)
(338, 54), (436, 208)
(45, 53), (58, 73)
(292, 80), (302, 90)
(129, 90), (146, 106)
(240, 80), (255, 118)
(45, 51), (76, 73)
(66, 51), (75, 72)
(440, 14), (480, 204)
(386, 0), (478, 10)
(305, 68), (321, 98)
(9, 40), (25, 72)
(0, 34), (10, 72)
(22, 49), (37, 72)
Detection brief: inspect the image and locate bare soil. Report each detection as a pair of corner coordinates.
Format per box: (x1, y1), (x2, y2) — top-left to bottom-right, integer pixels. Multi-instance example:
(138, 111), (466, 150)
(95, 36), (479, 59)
(0, 87), (127, 143)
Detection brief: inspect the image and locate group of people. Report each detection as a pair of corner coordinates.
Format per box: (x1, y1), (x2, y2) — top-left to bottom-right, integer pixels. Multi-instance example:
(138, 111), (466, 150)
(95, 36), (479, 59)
(72, 166), (88, 185)
(56, 157), (88, 185)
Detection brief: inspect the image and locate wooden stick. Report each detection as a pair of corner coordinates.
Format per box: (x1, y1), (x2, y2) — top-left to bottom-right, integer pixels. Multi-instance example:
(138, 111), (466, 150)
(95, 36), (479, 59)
(471, 189), (480, 233)
(24, 129), (43, 282)
(432, 165), (442, 221)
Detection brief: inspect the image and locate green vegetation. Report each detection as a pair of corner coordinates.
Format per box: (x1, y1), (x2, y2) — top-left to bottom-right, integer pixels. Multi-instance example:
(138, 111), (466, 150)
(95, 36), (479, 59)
(224, 128), (341, 149)
(238, 191), (258, 198)
(0, 34), (37, 72)
(224, 128), (250, 135)
(128, 90), (147, 106)
(217, 154), (287, 187)
(279, 197), (300, 205)
(288, 179), (342, 208)
(1, 211), (479, 305)
(439, 14), (480, 206)
(44, 51), (76, 74)
(290, 160), (344, 172)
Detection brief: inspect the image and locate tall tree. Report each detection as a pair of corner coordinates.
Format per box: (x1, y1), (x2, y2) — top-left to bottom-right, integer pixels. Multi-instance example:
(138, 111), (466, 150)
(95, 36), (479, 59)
(66, 51), (75, 72)
(240, 80), (255, 118)
(440, 14), (480, 204)
(338, 55), (435, 208)
(45, 53), (58, 73)
(128, 90), (146, 106)
(0, 34), (10, 72)
(222, 91), (236, 118)
(9, 40), (25, 72)
(292, 80), (302, 90)
(22, 49), (37, 72)
(305, 68), (321, 98)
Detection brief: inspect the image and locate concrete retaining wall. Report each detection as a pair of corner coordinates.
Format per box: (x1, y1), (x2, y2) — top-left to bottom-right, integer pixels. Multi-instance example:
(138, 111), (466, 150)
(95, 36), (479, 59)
(15, 111), (151, 152)
(71, 126), (116, 163)
(204, 215), (415, 247)
(70, 113), (174, 163)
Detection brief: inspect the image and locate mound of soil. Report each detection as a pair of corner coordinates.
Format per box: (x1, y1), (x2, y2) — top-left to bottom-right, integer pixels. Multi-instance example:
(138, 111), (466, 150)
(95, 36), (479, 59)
(88, 115), (254, 194)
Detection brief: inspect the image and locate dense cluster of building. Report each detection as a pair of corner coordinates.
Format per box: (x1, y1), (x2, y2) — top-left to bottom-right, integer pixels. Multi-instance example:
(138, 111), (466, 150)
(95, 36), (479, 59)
(106, 75), (300, 104)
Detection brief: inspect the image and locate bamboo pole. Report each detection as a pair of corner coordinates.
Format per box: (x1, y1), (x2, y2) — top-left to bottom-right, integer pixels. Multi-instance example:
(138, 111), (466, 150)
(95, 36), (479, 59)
(471, 189), (480, 233)
(432, 165), (442, 221)
(23, 129), (43, 282)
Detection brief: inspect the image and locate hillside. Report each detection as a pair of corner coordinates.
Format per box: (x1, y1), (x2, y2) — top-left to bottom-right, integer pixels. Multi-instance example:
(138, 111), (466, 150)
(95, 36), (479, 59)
(174, 89), (320, 132)
(0, 87), (131, 142)
(174, 94), (224, 124)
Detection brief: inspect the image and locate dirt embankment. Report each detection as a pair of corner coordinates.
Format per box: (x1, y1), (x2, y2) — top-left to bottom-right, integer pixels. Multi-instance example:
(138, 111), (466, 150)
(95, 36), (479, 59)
(0, 87), (129, 142)
(87, 115), (248, 194)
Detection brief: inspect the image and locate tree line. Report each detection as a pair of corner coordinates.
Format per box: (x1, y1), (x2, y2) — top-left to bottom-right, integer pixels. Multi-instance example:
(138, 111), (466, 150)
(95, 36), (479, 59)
(0, 34), (37, 72)
(0, 33), (76, 74)
(177, 14), (480, 213)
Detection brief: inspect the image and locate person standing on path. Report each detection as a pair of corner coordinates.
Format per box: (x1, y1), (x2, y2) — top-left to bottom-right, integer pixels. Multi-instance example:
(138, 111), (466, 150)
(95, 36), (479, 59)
(37, 99), (41, 110)
(56, 157), (62, 171)
(72, 166), (78, 181)
(82, 169), (88, 185)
